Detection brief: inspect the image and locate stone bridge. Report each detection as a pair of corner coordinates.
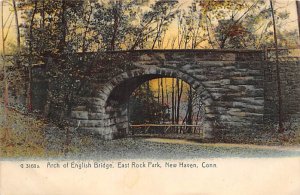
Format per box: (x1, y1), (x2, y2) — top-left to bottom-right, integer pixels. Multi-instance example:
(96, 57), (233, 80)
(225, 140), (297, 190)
(68, 49), (295, 140)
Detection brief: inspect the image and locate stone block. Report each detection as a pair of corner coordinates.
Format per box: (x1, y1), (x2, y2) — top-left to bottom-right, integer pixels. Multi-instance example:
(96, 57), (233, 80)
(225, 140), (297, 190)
(71, 111), (88, 120)
(233, 97), (264, 106)
(202, 79), (230, 87)
(89, 105), (105, 113)
(202, 121), (213, 139)
(73, 106), (87, 111)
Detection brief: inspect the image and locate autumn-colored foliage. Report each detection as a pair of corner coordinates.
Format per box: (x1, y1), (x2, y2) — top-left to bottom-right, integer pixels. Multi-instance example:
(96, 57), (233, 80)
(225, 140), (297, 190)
(0, 106), (49, 157)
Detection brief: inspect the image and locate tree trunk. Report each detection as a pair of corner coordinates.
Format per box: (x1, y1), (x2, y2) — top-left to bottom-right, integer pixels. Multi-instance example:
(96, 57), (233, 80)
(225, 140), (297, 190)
(171, 78), (175, 124)
(82, 3), (93, 53)
(187, 85), (193, 132)
(165, 78), (169, 112)
(296, 0), (300, 39)
(1, 1), (8, 120)
(270, 0), (284, 133)
(146, 81), (150, 116)
(40, 0), (45, 54)
(58, 0), (67, 53)
(176, 79), (183, 124)
(12, 0), (21, 55)
(111, 2), (121, 51)
(205, 14), (215, 49)
(161, 78), (164, 122)
(27, 1), (38, 112)
(152, 18), (163, 49)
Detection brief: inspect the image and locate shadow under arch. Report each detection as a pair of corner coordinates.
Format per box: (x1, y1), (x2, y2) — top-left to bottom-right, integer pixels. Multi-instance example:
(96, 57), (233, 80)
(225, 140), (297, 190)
(102, 68), (213, 107)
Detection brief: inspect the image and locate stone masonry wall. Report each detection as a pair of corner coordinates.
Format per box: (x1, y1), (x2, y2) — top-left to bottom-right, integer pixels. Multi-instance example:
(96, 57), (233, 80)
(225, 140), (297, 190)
(70, 50), (266, 140)
(30, 50), (300, 141)
(264, 61), (300, 127)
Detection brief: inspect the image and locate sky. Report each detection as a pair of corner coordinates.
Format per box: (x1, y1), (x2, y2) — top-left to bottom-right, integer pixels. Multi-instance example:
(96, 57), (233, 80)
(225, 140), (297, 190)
(0, 0), (299, 53)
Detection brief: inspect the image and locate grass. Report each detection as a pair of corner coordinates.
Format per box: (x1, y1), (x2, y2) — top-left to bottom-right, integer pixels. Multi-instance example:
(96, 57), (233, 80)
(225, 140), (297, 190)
(0, 106), (56, 158)
(0, 105), (95, 158)
(0, 104), (299, 159)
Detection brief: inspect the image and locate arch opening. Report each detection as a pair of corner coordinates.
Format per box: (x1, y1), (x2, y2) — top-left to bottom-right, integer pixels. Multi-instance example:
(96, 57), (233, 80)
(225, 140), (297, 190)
(94, 68), (215, 139)
(127, 77), (207, 135)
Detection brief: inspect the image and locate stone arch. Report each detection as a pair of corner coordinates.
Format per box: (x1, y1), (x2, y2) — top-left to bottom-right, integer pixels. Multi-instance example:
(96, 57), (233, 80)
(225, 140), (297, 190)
(101, 68), (213, 107)
(75, 67), (215, 140)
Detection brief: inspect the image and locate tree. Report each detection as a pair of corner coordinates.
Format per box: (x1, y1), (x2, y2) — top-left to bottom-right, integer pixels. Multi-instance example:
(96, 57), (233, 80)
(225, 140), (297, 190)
(92, 0), (139, 51)
(17, 0), (86, 118)
(1, 0), (13, 122)
(150, 0), (179, 49)
(176, 0), (205, 49)
(198, 0), (296, 49)
(92, 0), (179, 51)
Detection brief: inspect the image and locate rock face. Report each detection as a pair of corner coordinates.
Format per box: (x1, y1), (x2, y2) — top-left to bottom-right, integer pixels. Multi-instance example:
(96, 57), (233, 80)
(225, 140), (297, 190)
(68, 50), (270, 140)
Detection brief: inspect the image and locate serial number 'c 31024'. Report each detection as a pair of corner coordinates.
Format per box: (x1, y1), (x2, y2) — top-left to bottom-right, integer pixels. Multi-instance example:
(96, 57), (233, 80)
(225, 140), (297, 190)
(20, 163), (40, 168)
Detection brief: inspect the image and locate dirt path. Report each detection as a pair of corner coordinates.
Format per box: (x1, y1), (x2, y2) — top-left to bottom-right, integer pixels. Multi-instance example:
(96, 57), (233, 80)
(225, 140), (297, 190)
(145, 138), (300, 152)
